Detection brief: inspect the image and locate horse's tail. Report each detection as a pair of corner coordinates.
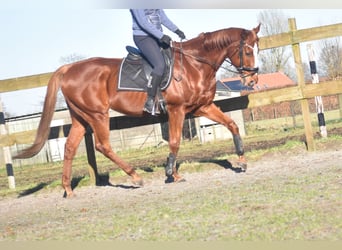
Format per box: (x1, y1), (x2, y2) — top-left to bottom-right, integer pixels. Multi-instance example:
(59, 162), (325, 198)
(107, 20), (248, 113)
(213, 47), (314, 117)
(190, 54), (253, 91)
(13, 68), (64, 159)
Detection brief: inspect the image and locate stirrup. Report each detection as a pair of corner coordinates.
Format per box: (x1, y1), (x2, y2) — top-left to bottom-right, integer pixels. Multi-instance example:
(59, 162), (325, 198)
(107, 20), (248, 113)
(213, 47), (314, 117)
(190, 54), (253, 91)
(158, 99), (167, 113)
(152, 101), (160, 116)
(143, 98), (159, 116)
(143, 101), (153, 113)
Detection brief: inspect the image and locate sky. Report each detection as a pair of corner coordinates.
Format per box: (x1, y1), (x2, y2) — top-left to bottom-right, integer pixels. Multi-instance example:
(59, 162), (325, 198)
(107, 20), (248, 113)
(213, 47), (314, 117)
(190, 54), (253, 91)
(1, 3), (342, 117)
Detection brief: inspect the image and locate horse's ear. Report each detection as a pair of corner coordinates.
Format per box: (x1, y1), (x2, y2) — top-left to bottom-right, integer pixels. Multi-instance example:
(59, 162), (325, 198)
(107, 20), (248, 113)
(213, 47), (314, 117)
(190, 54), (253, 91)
(253, 23), (261, 34)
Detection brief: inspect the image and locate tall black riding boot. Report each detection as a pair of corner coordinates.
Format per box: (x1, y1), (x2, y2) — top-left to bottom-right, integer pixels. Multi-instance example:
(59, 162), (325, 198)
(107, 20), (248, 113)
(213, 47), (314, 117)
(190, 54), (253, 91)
(144, 73), (162, 115)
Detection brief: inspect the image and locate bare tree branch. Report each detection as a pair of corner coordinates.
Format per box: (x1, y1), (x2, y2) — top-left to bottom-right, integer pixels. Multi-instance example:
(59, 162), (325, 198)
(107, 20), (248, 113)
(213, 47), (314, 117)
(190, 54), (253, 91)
(318, 37), (342, 80)
(257, 10), (296, 81)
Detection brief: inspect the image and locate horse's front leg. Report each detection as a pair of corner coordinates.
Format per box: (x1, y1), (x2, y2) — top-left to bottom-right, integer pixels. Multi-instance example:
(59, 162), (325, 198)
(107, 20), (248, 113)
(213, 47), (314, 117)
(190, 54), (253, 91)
(194, 103), (247, 171)
(165, 107), (186, 182)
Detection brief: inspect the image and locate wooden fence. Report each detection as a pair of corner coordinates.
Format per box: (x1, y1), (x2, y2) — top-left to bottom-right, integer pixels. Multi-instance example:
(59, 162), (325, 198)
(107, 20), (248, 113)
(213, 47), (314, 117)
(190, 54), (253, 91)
(1, 18), (342, 184)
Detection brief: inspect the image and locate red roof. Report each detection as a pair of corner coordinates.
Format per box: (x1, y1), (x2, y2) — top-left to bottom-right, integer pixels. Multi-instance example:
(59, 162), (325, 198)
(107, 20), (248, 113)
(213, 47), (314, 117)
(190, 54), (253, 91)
(220, 72), (296, 92)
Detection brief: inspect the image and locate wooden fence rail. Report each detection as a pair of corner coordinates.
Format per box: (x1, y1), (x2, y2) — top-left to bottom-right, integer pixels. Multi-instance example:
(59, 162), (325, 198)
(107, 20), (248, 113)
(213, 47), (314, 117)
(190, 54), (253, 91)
(1, 19), (342, 184)
(258, 22), (342, 49)
(1, 79), (341, 148)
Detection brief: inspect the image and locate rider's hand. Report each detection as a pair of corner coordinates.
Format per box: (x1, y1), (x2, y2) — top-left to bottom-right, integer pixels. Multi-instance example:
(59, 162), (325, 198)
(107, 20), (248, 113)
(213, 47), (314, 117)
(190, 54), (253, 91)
(160, 35), (172, 47)
(175, 29), (186, 40)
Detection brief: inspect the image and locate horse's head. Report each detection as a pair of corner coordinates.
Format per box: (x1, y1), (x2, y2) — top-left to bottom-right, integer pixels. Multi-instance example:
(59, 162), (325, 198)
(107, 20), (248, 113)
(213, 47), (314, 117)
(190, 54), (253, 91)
(227, 24), (261, 87)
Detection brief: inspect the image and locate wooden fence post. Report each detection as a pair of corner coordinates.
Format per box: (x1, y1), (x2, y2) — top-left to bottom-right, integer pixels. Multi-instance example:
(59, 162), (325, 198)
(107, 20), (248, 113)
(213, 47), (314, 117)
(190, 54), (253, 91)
(289, 18), (315, 151)
(0, 97), (15, 189)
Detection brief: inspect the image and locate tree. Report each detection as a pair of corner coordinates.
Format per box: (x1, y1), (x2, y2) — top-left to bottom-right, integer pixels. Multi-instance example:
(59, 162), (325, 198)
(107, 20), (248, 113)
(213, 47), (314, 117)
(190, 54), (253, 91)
(256, 10), (296, 81)
(256, 10), (302, 128)
(302, 62), (312, 83)
(0, 98), (13, 118)
(59, 53), (87, 65)
(318, 37), (342, 80)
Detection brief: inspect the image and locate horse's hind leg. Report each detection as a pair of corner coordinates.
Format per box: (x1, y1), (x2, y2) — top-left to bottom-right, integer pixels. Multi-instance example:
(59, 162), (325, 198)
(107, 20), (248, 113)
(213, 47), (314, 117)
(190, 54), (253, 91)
(194, 104), (247, 171)
(62, 118), (86, 198)
(90, 115), (143, 186)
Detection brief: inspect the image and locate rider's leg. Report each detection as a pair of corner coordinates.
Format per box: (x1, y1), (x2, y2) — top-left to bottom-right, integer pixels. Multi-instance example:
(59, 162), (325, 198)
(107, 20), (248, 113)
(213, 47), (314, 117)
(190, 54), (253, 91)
(133, 35), (166, 114)
(144, 72), (163, 114)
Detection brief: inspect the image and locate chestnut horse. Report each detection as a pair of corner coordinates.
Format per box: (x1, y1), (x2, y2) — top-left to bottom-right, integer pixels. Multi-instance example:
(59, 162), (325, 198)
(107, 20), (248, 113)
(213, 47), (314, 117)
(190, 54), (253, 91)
(15, 24), (260, 197)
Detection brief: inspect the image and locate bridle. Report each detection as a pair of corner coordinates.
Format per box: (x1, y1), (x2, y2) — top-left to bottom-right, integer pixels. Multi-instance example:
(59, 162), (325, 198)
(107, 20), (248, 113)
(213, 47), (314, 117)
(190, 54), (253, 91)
(221, 40), (259, 78)
(173, 39), (259, 79)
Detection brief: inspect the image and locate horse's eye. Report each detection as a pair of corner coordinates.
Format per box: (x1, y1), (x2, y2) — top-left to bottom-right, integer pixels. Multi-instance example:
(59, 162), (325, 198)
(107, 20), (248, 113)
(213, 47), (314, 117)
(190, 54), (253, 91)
(244, 44), (256, 57)
(245, 50), (253, 56)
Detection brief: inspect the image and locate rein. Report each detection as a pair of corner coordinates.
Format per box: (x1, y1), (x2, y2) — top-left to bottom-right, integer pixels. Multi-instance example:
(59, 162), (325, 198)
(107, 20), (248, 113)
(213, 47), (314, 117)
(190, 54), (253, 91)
(172, 39), (259, 79)
(172, 42), (221, 71)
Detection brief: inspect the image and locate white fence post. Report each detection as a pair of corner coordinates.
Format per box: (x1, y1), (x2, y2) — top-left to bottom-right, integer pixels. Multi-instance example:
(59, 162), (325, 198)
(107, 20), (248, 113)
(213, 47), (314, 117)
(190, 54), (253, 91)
(0, 97), (16, 189)
(307, 43), (327, 138)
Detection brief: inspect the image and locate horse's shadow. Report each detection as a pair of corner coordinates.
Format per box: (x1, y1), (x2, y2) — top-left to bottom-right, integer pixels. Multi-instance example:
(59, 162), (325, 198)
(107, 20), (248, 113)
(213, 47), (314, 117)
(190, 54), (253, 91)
(18, 167), (154, 198)
(164, 158), (245, 183)
(18, 160), (242, 198)
(17, 183), (50, 198)
(96, 173), (140, 189)
(92, 166), (154, 189)
(62, 174), (142, 198)
(199, 159), (246, 173)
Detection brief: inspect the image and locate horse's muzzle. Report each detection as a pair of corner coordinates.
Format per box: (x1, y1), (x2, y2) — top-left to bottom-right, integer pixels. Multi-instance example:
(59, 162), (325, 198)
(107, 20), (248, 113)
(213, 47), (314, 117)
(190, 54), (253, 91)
(241, 72), (258, 87)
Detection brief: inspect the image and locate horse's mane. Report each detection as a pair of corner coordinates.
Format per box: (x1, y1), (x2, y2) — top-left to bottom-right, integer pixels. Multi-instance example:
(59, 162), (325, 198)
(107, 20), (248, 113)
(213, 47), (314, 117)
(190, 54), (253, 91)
(199, 28), (250, 51)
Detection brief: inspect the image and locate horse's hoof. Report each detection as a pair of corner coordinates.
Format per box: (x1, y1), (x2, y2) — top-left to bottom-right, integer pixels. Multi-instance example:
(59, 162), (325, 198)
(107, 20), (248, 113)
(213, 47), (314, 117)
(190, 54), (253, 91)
(132, 178), (144, 187)
(165, 176), (186, 183)
(236, 161), (247, 172)
(165, 176), (174, 183)
(175, 177), (186, 183)
(63, 191), (76, 199)
(174, 173), (186, 183)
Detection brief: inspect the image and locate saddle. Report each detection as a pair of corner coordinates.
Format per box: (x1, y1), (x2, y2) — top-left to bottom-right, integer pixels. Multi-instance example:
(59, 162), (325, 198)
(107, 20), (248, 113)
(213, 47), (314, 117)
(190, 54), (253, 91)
(118, 46), (174, 92)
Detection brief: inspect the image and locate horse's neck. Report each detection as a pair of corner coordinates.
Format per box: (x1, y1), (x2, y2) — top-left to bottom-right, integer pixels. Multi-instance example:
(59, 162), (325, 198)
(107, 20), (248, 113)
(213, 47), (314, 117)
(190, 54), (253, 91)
(178, 43), (227, 72)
